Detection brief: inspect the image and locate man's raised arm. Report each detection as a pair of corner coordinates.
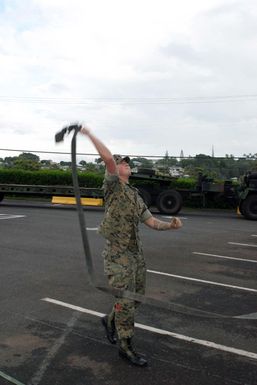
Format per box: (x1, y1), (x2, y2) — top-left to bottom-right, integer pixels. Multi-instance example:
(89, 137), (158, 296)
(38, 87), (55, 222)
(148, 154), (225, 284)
(80, 126), (117, 174)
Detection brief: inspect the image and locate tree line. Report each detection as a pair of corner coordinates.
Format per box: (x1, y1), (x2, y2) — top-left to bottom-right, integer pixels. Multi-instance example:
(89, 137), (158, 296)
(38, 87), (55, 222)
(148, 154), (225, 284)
(0, 151), (257, 180)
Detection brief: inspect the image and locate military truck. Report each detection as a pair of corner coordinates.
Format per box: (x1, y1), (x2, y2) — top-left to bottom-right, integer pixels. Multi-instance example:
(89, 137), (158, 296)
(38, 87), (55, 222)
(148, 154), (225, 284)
(237, 171), (257, 220)
(130, 169), (257, 220)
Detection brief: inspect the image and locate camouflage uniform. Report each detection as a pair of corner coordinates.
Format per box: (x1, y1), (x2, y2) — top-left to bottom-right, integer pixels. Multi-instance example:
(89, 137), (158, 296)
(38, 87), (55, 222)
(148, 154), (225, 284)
(99, 173), (152, 339)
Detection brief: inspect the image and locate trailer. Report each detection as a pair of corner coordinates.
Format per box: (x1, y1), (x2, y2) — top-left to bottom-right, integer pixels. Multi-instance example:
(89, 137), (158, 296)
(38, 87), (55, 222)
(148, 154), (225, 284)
(0, 183), (103, 202)
(0, 171), (256, 220)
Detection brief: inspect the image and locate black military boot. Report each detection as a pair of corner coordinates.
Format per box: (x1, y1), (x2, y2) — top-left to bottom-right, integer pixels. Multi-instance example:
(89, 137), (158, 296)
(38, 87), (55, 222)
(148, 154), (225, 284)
(101, 315), (117, 344)
(119, 338), (148, 367)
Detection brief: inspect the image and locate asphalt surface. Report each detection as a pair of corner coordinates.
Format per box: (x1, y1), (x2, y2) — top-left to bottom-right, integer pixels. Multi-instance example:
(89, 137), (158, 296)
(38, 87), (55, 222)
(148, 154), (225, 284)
(1, 199), (257, 385)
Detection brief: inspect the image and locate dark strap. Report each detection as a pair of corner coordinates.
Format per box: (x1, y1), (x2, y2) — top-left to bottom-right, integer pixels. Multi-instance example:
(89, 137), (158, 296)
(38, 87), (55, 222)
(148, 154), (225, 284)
(55, 124), (254, 321)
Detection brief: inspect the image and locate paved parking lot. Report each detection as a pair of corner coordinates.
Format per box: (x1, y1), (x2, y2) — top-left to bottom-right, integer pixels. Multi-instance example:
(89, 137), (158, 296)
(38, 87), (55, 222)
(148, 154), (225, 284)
(1, 200), (257, 385)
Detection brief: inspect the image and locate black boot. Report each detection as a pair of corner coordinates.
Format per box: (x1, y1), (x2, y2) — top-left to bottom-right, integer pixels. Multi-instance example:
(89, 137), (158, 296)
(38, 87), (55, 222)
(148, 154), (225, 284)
(119, 338), (147, 367)
(101, 315), (117, 344)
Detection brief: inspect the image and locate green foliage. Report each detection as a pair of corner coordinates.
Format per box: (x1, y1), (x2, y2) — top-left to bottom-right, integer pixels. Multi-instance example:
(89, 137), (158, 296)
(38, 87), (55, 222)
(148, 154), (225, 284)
(18, 152), (40, 162)
(180, 154), (257, 179)
(14, 158), (41, 171)
(0, 169), (104, 188)
(173, 178), (196, 189)
(155, 151), (177, 169)
(3, 152), (40, 170)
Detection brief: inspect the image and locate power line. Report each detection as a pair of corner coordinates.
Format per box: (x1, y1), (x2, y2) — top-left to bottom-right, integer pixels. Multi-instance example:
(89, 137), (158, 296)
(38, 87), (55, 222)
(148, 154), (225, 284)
(0, 148), (255, 160)
(0, 148), (97, 156)
(0, 94), (257, 105)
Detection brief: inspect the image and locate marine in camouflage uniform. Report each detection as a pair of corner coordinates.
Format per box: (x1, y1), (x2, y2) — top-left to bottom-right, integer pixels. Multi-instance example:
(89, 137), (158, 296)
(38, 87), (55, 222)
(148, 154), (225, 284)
(79, 127), (182, 367)
(99, 160), (152, 342)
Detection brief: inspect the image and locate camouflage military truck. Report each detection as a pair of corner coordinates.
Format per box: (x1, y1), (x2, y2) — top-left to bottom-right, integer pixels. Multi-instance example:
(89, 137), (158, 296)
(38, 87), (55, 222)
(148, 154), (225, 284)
(130, 169), (257, 220)
(237, 171), (257, 220)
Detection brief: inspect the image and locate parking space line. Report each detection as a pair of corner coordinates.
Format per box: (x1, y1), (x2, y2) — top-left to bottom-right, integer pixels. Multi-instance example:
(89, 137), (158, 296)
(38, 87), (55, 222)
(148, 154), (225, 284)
(29, 312), (78, 385)
(236, 312), (257, 320)
(0, 370), (26, 385)
(86, 227), (98, 231)
(228, 242), (257, 248)
(147, 269), (257, 293)
(162, 215), (188, 220)
(193, 252), (257, 264)
(42, 298), (104, 317)
(0, 214), (26, 220)
(42, 297), (257, 361)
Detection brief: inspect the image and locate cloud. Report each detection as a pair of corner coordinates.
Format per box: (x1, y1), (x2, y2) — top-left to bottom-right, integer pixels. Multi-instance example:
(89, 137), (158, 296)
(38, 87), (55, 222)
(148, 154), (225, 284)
(0, 0), (257, 161)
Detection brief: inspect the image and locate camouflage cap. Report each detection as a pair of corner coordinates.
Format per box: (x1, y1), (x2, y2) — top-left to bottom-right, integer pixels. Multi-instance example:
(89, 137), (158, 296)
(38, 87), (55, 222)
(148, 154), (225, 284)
(113, 154), (130, 164)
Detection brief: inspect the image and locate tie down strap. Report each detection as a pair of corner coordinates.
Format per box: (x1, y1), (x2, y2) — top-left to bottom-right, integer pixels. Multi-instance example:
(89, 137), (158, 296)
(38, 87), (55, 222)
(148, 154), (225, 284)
(55, 124), (255, 321)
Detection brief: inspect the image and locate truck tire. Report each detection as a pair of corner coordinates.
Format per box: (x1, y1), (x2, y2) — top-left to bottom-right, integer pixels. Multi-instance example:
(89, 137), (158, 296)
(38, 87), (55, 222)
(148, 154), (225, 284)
(156, 189), (182, 214)
(137, 187), (152, 207)
(0, 193), (4, 202)
(242, 194), (257, 220)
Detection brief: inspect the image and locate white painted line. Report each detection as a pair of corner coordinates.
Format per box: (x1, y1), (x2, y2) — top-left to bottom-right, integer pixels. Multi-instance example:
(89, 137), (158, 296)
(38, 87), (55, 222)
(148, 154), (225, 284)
(251, 235), (257, 237)
(236, 312), (257, 320)
(147, 269), (257, 293)
(86, 227), (99, 231)
(29, 312), (78, 385)
(42, 297), (257, 361)
(0, 370), (26, 385)
(0, 214), (26, 220)
(193, 252), (257, 264)
(42, 297), (104, 317)
(163, 216), (188, 220)
(228, 242), (257, 248)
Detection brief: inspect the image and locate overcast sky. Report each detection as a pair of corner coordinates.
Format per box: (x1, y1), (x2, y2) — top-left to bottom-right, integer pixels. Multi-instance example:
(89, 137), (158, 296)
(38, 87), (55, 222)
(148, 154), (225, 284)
(0, 0), (257, 162)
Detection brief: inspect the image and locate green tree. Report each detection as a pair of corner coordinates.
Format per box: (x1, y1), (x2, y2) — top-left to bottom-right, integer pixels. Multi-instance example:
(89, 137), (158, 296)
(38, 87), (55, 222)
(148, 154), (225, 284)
(40, 160), (59, 169)
(130, 157), (154, 168)
(19, 152), (40, 162)
(4, 156), (18, 167)
(40, 159), (52, 167)
(14, 158), (40, 171)
(60, 161), (72, 167)
(155, 151), (178, 169)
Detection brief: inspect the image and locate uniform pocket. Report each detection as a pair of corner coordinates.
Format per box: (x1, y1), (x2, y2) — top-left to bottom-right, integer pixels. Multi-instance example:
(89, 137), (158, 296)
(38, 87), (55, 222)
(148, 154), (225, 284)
(108, 269), (134, 291)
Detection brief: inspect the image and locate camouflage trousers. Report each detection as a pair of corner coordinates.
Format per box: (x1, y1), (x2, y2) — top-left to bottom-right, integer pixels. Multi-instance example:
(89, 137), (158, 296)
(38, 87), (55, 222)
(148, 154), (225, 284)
(103, 241), (146, 339)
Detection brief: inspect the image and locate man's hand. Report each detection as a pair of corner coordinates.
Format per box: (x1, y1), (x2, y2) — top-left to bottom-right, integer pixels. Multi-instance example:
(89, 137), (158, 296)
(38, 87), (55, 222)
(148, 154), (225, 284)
(144, 216), (183, 231)
(80, 126), (91, 136)
(170, 217), (182, 229)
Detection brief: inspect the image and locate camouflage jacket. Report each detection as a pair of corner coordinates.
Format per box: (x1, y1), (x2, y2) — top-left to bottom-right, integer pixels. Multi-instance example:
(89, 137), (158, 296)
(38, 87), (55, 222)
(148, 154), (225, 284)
(98, 173), (152, 252)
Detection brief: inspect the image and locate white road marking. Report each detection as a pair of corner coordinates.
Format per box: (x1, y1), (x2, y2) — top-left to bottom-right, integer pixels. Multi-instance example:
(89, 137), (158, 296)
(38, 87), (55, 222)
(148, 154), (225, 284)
(43, 297), (104, 316)
(228, 242), (257, 248)
(29, 312), (78, 385)
(193, 252), (257, 264)
(0, 370), (26, 385)
(236, 312), (257, 320)
(86, 227), (99, 231)
(0, 214), (26, 220)
(163, 216), (188, 220)
(251, 235), (257, 237)
(42, 297), (257, 361)
(147, 269), (257, 293)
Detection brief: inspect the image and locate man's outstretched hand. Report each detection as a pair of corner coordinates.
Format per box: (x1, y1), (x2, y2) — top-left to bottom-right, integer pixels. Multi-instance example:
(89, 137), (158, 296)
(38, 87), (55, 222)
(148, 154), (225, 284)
(170, 217), (183, 229)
